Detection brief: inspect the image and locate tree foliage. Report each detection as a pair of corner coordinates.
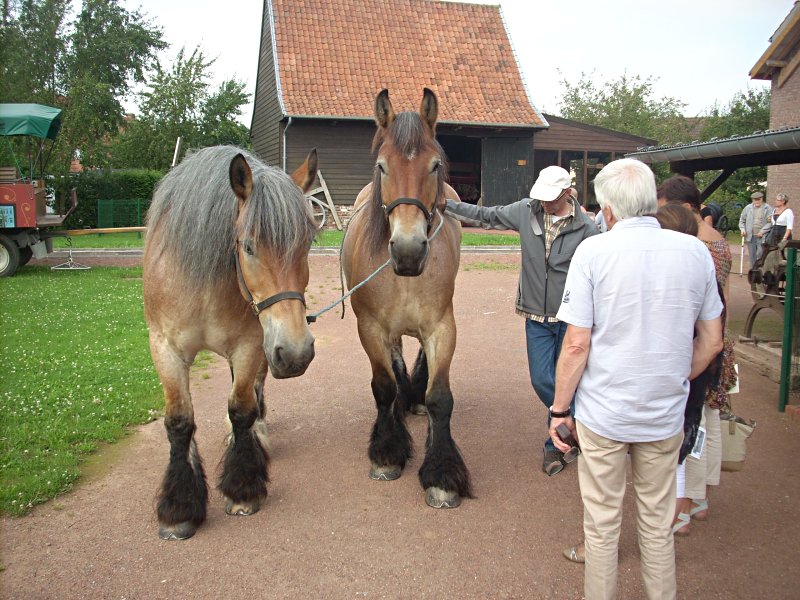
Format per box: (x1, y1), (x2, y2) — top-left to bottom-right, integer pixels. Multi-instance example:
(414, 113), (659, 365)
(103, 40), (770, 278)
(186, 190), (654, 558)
(0, 0), (165, 178)
(110, 47), (251, 170)
(557, 72), (689, 144)
(697, 88), (771, 207)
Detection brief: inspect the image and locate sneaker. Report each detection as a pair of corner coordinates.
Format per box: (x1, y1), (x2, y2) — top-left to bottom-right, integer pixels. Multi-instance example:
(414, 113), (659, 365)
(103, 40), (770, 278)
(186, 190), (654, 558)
(543, 448), (564, 476)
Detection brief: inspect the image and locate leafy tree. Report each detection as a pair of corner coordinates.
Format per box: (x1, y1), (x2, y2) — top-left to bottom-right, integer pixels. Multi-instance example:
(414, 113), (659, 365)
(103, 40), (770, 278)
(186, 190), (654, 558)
(111, 47), (251, 170)
(697, 88), (771, 209)
(0, 0), (165, 178)
(557, 71), (690, 144)
(0, 0), (69, 106)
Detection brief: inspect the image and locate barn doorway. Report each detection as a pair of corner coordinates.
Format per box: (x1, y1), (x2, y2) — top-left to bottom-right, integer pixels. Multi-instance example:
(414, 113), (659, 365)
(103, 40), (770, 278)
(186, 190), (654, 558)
(439, 135), (481, 204)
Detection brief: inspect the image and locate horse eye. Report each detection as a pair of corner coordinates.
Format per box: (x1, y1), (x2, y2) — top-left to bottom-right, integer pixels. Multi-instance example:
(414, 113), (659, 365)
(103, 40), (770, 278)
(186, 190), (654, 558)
(377, 162), (386, 175)
(241, 241), (254, 256)
(432, 161), (441, 173)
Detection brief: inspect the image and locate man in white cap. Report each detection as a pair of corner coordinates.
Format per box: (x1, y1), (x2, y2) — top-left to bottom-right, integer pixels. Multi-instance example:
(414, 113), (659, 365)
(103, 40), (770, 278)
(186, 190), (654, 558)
(444, 165), (597, 475)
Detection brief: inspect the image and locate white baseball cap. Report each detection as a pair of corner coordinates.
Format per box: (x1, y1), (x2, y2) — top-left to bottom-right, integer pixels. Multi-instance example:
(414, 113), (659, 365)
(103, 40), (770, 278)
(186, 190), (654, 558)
(529, 166), (572, 201)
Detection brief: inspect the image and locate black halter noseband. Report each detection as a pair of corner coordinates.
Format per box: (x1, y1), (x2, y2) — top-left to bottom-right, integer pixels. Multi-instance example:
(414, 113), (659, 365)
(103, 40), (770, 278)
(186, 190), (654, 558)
(234, 245), (311, 321)
(383, 197), (434, 224)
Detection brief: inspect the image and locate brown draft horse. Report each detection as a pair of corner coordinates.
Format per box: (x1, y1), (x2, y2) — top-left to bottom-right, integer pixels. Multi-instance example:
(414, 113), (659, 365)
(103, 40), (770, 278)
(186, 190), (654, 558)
(342, 89), (472, 508)
(143, 145), (318, 539)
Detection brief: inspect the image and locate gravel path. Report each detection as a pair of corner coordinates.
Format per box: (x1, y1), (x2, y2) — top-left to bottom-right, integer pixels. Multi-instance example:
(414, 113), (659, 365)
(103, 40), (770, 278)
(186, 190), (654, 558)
(2, 252), (798, 599)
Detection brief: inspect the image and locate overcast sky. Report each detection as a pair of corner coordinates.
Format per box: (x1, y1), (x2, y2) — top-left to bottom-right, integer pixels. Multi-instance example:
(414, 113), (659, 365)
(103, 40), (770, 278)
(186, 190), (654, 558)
(121, 0), (793, 125)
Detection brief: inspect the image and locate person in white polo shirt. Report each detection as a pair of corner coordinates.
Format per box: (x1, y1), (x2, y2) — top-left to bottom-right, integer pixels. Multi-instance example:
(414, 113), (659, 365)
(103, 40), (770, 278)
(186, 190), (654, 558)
(548, 158), (723, 600)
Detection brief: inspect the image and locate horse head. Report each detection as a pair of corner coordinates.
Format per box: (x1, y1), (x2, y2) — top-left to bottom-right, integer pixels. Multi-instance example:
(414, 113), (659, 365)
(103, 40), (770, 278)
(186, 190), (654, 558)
(372, 88), (445, 276)
(228, 150), (318, 378)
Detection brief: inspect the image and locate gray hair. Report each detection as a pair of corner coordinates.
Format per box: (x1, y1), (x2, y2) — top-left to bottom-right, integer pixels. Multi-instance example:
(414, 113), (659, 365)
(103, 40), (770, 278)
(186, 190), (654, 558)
(777, 193), (789, 203)
(145, 145), (316, 289)
(594, 158), (657, 220)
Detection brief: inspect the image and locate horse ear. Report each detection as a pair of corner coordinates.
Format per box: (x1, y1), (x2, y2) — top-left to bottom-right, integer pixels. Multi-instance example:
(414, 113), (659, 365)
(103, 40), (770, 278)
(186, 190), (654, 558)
(291, 148), (318, 193)
(420, 88), (438, 131)
(374, 89), (395, 129)
(229, 154), (253, 204)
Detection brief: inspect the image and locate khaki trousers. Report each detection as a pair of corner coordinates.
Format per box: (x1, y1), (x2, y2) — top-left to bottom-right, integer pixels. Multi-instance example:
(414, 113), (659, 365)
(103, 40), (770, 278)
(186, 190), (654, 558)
(577, 420), (683, 600)
(684, 405), (722, 498)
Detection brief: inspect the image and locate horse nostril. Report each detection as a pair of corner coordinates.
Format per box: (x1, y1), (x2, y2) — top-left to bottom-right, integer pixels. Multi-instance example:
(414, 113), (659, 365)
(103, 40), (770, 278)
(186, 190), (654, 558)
(273, 346), (284, 367)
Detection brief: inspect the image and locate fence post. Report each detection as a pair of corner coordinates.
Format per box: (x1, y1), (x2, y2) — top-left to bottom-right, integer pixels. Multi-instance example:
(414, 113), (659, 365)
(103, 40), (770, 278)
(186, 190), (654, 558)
(779, 246), (797, 412)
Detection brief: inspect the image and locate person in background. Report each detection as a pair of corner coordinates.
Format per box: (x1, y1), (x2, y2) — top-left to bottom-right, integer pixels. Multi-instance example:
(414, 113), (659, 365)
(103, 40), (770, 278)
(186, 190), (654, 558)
(768, 193), (793, 246)
(550, 159), (723, 600)
(443, 166), (597, 476)
(700, 203), (715, 228)
(657, 174), (734, 536)
(738, 191), (773, 269)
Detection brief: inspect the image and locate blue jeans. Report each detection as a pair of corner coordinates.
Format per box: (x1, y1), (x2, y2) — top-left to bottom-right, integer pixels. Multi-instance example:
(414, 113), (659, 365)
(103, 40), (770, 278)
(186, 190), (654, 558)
(525, 318), (571, 451)
(747, 237), (763, 270)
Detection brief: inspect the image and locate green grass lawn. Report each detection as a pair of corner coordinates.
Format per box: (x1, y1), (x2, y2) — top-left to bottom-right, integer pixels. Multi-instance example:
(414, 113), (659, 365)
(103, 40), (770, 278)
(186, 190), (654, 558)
(53, 229), (520, 249)
(0, 267), (163, 516)
(53, 231), (146, 248)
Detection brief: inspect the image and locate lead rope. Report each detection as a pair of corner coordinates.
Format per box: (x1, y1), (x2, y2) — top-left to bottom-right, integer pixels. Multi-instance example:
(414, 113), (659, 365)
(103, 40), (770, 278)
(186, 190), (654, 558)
(305, 204), (448, 323)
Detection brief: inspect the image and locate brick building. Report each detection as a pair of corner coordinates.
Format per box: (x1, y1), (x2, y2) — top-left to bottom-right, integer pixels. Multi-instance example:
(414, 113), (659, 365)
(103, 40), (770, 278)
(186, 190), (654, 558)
(750, 1), (800, 238)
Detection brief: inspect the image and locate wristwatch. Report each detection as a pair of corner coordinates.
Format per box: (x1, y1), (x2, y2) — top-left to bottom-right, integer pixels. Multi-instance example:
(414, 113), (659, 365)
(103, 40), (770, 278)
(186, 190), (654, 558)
(549, 407), (571, 418)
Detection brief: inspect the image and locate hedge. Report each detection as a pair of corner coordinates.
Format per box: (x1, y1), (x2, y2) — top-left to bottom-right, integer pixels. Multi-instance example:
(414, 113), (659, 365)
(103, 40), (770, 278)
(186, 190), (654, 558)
(60, 169), (164, 229)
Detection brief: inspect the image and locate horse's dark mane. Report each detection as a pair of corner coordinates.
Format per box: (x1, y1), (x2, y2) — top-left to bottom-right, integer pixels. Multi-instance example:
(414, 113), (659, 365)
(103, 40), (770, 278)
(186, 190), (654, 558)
(363, 112), (447, 255)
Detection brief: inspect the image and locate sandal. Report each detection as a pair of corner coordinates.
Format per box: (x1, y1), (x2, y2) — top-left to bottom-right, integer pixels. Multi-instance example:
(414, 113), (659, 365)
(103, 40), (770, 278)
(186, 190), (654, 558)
(672, 512), (691, 536)
(690, 498), (709, 521)
(562, 544), (585, 564)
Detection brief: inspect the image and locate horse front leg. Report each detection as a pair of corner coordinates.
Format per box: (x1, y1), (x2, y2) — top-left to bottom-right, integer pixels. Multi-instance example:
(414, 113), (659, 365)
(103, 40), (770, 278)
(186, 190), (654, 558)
(218, 348), (269, 516)
(151, 335), (208, 540)
(418, 314), (472, 508)
(359, 321), (412, 481)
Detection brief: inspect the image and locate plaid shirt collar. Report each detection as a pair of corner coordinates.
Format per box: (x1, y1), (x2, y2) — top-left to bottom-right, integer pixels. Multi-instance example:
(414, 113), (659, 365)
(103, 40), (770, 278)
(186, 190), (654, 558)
(542, 198), (576, 256)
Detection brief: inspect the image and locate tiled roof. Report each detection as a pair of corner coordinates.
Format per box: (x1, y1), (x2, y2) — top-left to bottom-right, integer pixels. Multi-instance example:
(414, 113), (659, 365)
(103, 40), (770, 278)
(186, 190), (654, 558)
(269, 0), (545, 127)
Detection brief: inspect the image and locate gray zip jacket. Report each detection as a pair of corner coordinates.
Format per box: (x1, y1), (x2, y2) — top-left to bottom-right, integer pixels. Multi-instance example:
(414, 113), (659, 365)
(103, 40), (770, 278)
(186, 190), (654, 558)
(445, 197), (597, 317)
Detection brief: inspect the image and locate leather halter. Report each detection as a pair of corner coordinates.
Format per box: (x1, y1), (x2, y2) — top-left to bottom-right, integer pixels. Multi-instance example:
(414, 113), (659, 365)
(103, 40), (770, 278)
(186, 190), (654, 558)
(383, 197), (434, 224)
(234, 245), (308, 318)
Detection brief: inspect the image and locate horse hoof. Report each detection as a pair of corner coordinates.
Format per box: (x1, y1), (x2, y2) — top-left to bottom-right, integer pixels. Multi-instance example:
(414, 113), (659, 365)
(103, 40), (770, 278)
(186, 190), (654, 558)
(410, 403), (427, 415)
(425, 487), (461, 509)
(369, 464), (402, 481)
(158, 521), (198, 540)
(225, 498), (262, 516)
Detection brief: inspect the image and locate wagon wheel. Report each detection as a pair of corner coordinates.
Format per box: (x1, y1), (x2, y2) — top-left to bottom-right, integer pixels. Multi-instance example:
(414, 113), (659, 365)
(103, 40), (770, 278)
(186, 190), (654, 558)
(19, 246), (33, 266)
(0, 233), (20, 277)
(307, 195), (327, 230)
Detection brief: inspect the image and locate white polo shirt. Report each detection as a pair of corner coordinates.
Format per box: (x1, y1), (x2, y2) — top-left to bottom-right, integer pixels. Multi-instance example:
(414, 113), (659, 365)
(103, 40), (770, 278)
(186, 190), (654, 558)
(556, 216), (723, 443)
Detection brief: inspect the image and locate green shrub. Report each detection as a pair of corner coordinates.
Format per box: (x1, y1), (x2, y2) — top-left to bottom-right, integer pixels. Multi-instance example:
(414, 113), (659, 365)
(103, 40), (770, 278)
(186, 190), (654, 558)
(60, 169), (164, 229)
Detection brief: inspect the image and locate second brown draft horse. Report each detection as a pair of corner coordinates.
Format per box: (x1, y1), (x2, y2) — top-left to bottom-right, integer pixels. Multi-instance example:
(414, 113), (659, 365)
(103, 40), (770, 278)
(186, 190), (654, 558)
(342, 88), (472, 508)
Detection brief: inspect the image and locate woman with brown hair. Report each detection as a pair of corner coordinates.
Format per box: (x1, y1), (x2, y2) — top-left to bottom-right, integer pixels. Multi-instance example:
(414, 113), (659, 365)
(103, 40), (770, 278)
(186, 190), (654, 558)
(657, 175), (735, 536)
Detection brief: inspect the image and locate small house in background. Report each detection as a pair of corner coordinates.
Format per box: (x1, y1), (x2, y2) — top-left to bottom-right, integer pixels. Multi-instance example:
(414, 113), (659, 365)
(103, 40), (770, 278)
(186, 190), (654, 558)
(535, 114), (654, 210)
(750, 0), (800, 237)
(251, 0), (656, 209)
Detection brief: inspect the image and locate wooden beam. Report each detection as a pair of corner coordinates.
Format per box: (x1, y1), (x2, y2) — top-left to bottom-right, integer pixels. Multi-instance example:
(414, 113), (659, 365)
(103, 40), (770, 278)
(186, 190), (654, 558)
(777, 48), (800, 88)
(308, 170), (342, 230)
(699, 168), (735, 201)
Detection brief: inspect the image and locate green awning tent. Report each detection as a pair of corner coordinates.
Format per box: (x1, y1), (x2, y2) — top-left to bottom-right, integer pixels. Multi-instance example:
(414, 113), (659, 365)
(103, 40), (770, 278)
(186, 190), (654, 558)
(0, 103), (62, 140)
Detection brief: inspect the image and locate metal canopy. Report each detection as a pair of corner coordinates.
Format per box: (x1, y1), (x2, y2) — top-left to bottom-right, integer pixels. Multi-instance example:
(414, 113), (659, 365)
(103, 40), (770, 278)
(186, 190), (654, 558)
(0, 103), (63, 140)
(625, 127), (800, 176)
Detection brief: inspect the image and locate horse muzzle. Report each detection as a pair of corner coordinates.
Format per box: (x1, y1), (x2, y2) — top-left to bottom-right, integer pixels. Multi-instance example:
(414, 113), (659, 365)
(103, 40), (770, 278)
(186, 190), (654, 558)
(389, 234), (429, 277)
(262, 321), (316, 379)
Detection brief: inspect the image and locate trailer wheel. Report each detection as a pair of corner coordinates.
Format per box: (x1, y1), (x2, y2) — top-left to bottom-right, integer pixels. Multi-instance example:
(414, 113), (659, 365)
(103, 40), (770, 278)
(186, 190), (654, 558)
(19, 246), (33, 266)
(0, 234), (21, 277)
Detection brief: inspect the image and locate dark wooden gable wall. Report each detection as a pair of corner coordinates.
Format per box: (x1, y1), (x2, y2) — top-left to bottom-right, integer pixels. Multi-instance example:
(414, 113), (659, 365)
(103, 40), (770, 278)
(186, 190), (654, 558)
(251, 0), (283, 166)
(286, 120), (376, 205)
